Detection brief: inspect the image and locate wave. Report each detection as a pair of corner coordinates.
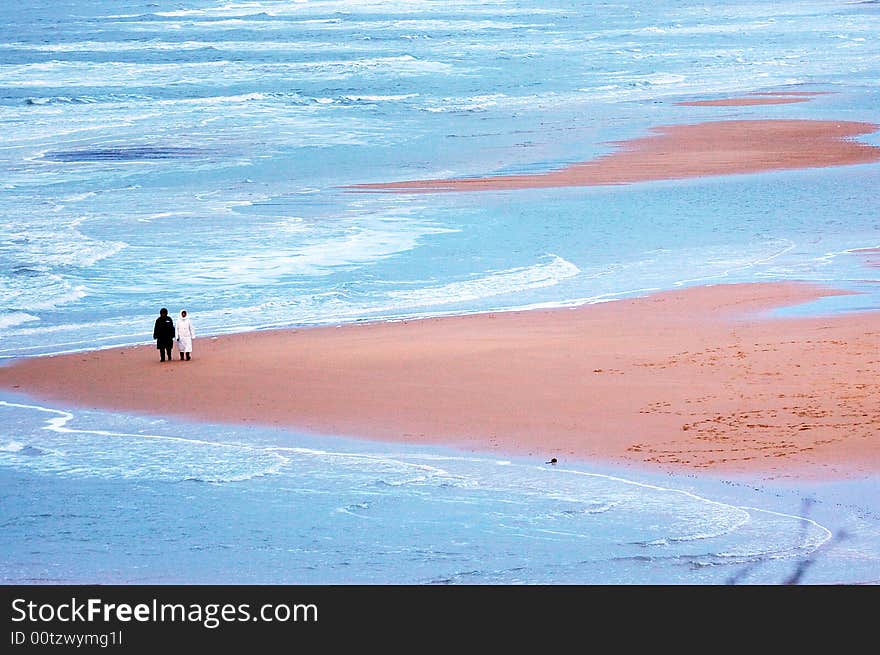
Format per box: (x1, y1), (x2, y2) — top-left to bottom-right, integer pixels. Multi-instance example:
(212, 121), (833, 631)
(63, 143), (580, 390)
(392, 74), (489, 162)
(19, 90), (421, 110)
(309, 18), (543, 32)
(0, 38), (407, 55)
(628, 72), (687, 87)
(0, 312), (39, 329)
(0, 260), (674, 359)
(41, 146), (208, 163)
(172, 217), (455, 284)
(60, 191), (97, 202)
(21, 91), (281, 108)
(26, 96), (100, 105)
(0, 399), (839, 581)
(0, 440), (25, 452)
(115, 14), (548, 32)
(671, 239), (796, 287)
(624, 20), (778, 37)
(0, 217), (127, 318)
(9, 71), (816, 124)
(107, 1), (566, 21)
(423, 93), (509, 114)
(0, 56), (455, 88)
(385, 254), (580, 307)
(212, 253), (581, 332)
(0, 273), (86, 313)
(0, 441), (50, 457)
(23, 93), (152, 106)
(3, 40), (327, 53)
(0, 400), (289, 484)
(309, 449), (833, 567)
(0, 220), (127, 269)
(341, 93), (420, 103)
(164, 90), (419, 107)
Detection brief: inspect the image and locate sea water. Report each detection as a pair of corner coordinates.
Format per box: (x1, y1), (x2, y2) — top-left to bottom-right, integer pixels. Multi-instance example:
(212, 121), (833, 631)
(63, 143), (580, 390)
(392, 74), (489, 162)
(1, 0), (879, 584)
(3, 397), (879, 585)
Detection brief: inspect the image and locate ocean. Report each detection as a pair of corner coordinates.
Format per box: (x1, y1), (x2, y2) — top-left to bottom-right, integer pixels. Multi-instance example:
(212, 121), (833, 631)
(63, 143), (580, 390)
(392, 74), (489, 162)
(1, 0), (879, 584)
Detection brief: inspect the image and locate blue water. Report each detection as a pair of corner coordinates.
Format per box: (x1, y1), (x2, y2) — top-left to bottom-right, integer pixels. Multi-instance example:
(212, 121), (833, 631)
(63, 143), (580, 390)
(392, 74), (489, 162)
(1, 0), (879, 584)
(3, 397), (879, 585)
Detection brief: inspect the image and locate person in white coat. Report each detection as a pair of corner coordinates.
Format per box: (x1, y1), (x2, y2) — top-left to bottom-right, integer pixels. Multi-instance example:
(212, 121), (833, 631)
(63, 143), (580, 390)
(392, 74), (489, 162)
(176, 309), (195, 361)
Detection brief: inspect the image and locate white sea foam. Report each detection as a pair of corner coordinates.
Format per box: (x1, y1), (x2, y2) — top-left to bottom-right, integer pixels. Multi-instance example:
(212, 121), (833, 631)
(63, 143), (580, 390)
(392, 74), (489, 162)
(671, 238), (796, 287)
(174, 217), (455, 283)
(626, 21), (777, 37)
(0, 274), (86, 313)
(152, 1), (301, 18)
(142, 0), (561, 20)
(0, 312), (39, 329)
(60, 191), (97, 202)
(2, 225), (127, 269)
(370, 453), (831, 558)
(186, 252), (580, 333)
(0, 57), (455, 88)
(0, 40), (375, 54)
(609, 71), (688, 88)
(342, 93), (420, 102)
(385, 254), (580, 307)
(0, 399), (838, 576)
(0, 400), (289, 483)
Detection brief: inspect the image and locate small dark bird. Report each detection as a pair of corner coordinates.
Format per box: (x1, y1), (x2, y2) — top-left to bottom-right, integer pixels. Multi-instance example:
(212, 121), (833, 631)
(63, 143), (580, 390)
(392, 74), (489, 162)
(546, 457), (557, 464)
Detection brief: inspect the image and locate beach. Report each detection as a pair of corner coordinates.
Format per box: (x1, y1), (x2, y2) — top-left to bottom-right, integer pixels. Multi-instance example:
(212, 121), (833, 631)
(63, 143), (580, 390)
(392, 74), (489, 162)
(348, 114), (880, 192)
(4, 97), (878, 480)
(2, 0), (880, 585)
(2, 279), (878, 480)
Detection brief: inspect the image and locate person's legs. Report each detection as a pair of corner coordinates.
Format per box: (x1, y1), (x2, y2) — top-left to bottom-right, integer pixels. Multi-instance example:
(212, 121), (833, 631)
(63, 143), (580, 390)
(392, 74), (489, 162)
(164, 346), (172, 361)
(179, 351), (184, 360)
(185, 352), (191, 361)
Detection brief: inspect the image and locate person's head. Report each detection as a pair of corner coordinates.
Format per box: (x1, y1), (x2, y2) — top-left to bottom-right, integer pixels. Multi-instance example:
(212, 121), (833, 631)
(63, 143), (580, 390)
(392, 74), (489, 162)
(181, 310), (187, 318)
(159, 308), (168, 316)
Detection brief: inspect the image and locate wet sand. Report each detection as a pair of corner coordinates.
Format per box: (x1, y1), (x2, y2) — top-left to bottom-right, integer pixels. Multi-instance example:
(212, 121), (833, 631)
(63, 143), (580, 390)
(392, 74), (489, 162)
(675, 97), (809, 106)
(2, 282), (878, 479)
(852, 247), (880, 269)
(675, 90), (834, 106)
(347, 119), (880, 192)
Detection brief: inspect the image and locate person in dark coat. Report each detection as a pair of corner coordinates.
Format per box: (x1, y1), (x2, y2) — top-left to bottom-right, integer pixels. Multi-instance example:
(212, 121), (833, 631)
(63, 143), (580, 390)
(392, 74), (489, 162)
(153, 307), (175, 362)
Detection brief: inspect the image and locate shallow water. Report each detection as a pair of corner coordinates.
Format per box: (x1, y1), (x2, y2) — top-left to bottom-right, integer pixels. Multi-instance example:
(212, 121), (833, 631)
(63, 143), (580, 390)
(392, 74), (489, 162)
(3, 396), (878, 585)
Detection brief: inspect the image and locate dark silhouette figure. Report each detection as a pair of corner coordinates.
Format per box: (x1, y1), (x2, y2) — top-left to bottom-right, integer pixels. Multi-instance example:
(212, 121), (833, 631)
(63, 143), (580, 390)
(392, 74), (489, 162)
(153, 308), (175, 362)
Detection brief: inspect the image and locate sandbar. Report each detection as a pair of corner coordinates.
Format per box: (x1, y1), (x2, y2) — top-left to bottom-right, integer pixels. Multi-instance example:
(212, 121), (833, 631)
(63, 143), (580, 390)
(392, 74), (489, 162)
(347, 119), (880, 192)
(852, 247), (880, 269)
(2, 282), (878, 479)
(675, 91), (833, 106)
(675, 97), (810, 106)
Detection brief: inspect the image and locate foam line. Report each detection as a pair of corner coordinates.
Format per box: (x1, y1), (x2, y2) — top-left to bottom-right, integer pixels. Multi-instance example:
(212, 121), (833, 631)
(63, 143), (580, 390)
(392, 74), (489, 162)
(0, 399), (289, 470)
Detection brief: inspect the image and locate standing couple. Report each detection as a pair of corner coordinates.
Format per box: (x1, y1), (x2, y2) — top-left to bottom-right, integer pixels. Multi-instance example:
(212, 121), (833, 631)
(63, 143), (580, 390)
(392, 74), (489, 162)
(152, 308), (196, 362)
